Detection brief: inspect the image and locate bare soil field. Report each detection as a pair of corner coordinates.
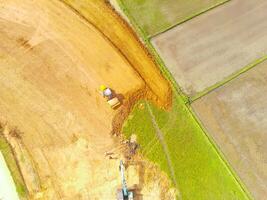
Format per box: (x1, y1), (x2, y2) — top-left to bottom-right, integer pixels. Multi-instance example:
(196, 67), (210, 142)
(192, 61), (267, 200)
(0, 0), (172, 199)
(152, 0), (267, 97)
(62, 0), (172, 107)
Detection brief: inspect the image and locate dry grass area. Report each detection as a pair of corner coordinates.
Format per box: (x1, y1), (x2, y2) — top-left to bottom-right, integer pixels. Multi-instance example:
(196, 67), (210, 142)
(0, 0), (172, 199)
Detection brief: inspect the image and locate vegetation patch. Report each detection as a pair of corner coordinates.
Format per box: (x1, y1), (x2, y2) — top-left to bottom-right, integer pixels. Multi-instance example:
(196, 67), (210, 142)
(0, 126), (27, 197)
(118, 0), (229, 37)
(123, 95), (249, 199)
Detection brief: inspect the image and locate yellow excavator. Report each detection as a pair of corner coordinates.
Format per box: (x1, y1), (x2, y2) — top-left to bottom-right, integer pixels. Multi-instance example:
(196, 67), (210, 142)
(100, 85), (121, 109)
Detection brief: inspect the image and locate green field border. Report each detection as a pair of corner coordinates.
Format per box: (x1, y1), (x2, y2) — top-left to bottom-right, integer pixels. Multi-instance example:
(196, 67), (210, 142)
(116, 1), (253, 199)
(117, 0), (189, 104)
(150, 0), (231, 39)
(190, 55), (267, 102)
(186, 105), (253, 200)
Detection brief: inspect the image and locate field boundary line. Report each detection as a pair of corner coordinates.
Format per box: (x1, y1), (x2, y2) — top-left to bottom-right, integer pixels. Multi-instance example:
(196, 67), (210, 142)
(190, 55), (267, 102)
(116, 1), (253, 199)
(59, 0), (157, 96)
(146, 102), (181, 199)
(149, 0), (231, 39)
(117, 0), (190, 103)
(186, 105), (253, 200)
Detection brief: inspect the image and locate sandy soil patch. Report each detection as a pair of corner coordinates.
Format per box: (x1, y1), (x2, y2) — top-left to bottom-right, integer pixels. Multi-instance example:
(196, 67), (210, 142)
(0, 0), (173, 199)
(62, 0), (172, 107)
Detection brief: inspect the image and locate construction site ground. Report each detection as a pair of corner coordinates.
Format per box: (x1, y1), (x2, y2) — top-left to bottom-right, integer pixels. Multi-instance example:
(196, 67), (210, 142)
(117, 0), (267, 199)
(123, 97), (249, 200)
(192, 60), (267, 200)
(152, 0), (267, 97)
(0, 0), (173, 199)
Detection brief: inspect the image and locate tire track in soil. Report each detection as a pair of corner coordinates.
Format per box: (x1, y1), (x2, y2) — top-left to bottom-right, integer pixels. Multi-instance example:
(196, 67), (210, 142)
(146, 102), (181, 199)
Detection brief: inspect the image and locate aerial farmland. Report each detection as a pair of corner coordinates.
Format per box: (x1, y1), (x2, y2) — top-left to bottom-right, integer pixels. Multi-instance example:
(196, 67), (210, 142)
(192, 61), (267, 199)
(152, 0), (267, 97)
(0, 0), (266, 200)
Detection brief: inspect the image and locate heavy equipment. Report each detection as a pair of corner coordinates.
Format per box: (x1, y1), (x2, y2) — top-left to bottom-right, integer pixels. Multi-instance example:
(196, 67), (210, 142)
(100, 85), (121, 109)
(117, 160), (134, 200)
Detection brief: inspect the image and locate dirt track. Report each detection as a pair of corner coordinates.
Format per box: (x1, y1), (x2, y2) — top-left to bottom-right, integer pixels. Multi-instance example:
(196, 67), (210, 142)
(192, 62), (267, 200)
(152, 0), (267, 96)
(0, 0), (172, 199)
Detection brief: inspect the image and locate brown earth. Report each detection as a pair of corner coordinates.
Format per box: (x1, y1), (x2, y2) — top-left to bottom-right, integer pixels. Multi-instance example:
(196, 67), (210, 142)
(192, 61), (267, 200)
(0, 0), (173, 199)
(61, 0), (172, 107)
(152, 0), (267, 97)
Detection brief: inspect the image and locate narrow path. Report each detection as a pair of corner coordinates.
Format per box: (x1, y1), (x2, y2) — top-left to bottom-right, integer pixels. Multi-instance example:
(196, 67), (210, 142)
(146, 102), (181, 199)
(191, 54), (267, 102)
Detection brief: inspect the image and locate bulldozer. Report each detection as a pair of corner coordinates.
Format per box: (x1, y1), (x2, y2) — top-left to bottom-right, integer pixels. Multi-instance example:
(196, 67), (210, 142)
(117, 160), (134, 200)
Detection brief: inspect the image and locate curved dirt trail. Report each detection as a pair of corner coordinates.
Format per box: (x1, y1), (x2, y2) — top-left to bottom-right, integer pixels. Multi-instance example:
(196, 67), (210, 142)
(0, 0), (173, 199)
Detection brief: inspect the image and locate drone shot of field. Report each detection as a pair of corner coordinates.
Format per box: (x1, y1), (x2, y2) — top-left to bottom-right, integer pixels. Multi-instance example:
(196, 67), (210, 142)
(0, 0), (266, 200)
(118, 0), (229, 37)
(192, 61), (267, 199)
(152, 0), (267, 97)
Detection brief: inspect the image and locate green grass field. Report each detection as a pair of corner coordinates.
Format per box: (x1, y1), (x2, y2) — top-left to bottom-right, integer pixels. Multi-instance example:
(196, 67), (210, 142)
(118, 0), (252, 198)
(0, 131), (27, 197)
(119, 0), (229, 37)
(123, 94), (249, 199)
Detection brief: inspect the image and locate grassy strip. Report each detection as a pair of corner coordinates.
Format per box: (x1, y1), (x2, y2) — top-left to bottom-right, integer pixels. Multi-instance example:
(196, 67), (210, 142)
(117, 0), (189, 103)
(123, 97), (250, 199)
(190, 55), (267, 102)
(146, 102), (178, 189)
(117, 1), (252, 199)
(150, 0), (231, 39)
(186, 105), (254, 199)
(0, 132), (27, 198)
(120, 0), (230, 38)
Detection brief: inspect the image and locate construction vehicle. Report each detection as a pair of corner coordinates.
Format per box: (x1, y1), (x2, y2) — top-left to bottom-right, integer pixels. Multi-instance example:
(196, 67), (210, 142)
(100, 85), (121, 109)
(117, 160), (134, 200)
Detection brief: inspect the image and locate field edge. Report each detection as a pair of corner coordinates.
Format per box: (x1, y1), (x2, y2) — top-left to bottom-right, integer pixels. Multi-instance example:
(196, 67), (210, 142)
(115, 1), (253, 199)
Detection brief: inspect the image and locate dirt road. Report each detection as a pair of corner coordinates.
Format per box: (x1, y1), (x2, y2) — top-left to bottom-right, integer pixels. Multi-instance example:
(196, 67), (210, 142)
(192, 61), (267, 200)
(152, 0), (267, 97)
(0, 0), (172, 199)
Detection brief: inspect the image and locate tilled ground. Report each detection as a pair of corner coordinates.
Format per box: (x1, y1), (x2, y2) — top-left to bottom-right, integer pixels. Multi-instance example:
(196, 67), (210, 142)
(0, 0), (172, 199)
(152, 0), (267, 97)
(192, 61), (267, 200)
